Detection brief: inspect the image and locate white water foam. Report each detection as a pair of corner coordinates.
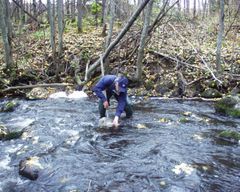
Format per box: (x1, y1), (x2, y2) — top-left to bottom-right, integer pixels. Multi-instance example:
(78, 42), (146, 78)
(49, 91), (88, 99)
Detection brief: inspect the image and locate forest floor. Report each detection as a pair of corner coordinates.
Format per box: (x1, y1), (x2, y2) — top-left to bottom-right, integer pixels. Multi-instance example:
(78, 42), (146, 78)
(0, 17), (240, 99)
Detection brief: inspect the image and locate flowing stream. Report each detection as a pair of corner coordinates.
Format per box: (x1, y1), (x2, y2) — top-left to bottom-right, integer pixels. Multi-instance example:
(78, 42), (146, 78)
(0, 96), (240, 192)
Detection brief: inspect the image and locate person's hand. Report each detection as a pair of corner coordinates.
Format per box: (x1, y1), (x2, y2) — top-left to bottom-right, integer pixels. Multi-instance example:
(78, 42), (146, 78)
(103, 101), (109, 109)
(112, 116), (119, 128)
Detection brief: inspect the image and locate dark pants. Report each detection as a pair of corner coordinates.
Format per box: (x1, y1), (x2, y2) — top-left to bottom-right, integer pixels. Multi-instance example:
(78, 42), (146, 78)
(98, 96), (133, 118)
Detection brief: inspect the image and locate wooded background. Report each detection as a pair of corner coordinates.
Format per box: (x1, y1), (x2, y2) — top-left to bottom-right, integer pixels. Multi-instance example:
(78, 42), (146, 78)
(0, 0), (239, 97)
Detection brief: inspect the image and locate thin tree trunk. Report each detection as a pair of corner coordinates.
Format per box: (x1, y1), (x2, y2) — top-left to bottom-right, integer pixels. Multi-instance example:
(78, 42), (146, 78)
(33, 0), (37, 17)
(105, 0), (115, 49)
(177, 0), (181, 12)
(186, 0), (190, 14)
(193, 0), (196, 18)
(77, 0), (83, 32)
(57, 0), (64, 57)
(104, 0), (115, 71)
(18, 0), (25, 34)
(101, 0), (108, 36)
(71, 0), (75, 21)
(95, 0), (99, 27)
(0, 0), (14, 73)
(47, 0), (56, 59)
(198, 0), (201, 13)
(135, 0), (153, 82)
(5, 0), (13, 38)
(202, 0), (207, 19)
(101, 0), (106, 25)
(216, 0), (224, 72)
(66, 0), (70, 16)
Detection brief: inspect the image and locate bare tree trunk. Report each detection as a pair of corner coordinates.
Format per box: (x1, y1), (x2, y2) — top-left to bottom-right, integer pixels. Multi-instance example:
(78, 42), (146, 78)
(186, 0), (190, 14)
(105, 0), (115, 49)
(95, 0), (99, 27)
(177, 0), (181, 12)
(47, 0), (56, 59)
(135, 0), (153, 82)
(193, 0), (196, 18)
(71, 0), (75, 21)
(202, 0), (207, 19)
(101, 0), (108, 36)
(0, 0), (14, 74)
(57, 0), (64, 57)
(77, 0), (83, 32)
(66, 0), (70, 16)
(101, 0), (106, 25)
(18, 0), (25, 34)
(5, 0), (13, 38)
(104, 0), (115, 71)
(33, 0), (37, 17)
(216, 0), (224, 72)
(198, 0), (201, 12)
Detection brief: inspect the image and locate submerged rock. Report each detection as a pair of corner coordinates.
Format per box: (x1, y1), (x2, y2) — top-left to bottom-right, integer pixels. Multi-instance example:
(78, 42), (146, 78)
(0, 124), (8, 139)
(215, 96), (240, 117)
(0, 100), (19, 112)
(26, 87), (49, 100)
(19, 156), (43, 180)
(0, 124), (23, 140)
(98, 117), (113, 128)
(218, 130), (240, 143)
(201, 88), (222, 98)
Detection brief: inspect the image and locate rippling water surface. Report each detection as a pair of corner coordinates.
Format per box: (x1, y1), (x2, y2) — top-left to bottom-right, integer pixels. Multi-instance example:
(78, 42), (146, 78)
(0, 96), (240, 192)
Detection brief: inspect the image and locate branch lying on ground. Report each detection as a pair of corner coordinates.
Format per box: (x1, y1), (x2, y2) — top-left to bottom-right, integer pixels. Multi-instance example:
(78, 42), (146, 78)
(1, 83), (72, 92)
(168, 23), (223, 84)
(148, 50), (206, 70)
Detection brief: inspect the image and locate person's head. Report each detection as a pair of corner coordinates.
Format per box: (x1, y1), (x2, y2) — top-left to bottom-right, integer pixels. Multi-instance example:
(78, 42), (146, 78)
(114, 74), (128, 94)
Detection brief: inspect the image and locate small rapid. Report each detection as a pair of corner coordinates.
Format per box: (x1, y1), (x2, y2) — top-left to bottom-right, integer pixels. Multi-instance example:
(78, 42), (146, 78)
(0, 96), (240, 192)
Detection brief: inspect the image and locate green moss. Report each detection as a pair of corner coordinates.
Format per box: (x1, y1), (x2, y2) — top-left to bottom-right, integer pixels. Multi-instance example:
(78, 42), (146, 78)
(201, 88), (222, 98)
(0, 125), (8, 139)
(145, 80), (154, 90)
(179, 117), (190, 123)
(4, 131), (23, 140)
(217, 96), (238, 108)
(0, 124), (23, 140)
(218, 130), (240, 141)
(1, 101), (19, 112)
(227, 108), (240, 117)
(32, 30), (45, 40)
(215, 96), (240, 117)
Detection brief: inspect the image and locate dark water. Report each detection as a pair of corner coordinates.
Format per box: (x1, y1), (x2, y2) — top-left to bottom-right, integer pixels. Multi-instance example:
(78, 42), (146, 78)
(0, 96), (240, 192)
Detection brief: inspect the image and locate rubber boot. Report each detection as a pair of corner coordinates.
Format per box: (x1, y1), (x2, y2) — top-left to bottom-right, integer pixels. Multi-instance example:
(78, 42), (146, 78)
(98, 100), (106, 118)
(124, 96), (133, 118)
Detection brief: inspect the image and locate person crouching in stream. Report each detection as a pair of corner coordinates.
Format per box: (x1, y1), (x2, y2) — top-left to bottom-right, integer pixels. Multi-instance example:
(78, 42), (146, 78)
(92, 74), (133, 128)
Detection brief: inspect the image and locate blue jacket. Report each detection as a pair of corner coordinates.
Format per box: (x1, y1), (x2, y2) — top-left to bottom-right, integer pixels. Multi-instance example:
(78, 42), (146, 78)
(93, 75), (127, 117)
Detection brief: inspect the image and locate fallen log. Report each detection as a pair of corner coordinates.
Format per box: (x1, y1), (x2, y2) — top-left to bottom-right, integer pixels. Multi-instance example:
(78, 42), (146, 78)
(82, 0), (152, 84)
(1, 83), (72, 92)
(168, 23), (222, 84)
(148, 50), (205, 70)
